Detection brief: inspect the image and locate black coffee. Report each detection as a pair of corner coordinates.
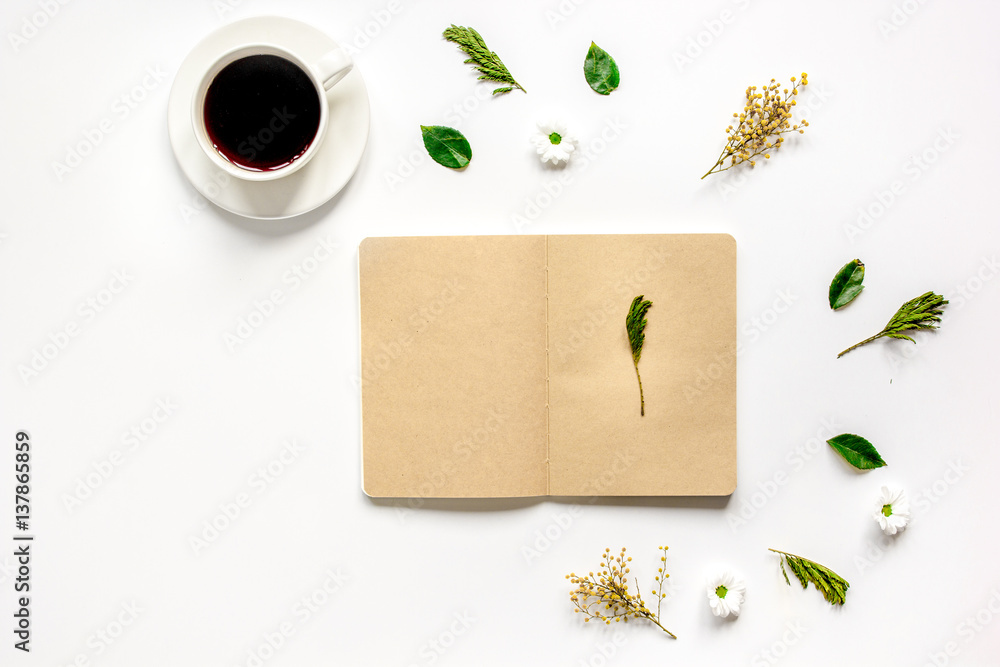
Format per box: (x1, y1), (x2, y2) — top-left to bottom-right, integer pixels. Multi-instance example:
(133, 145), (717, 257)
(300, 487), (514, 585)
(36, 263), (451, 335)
(204, 54), (321, 171)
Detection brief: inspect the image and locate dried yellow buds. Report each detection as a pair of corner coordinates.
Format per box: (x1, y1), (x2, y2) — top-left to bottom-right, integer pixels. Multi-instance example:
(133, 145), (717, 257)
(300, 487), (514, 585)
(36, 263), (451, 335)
(567, 546), (676, 638)
(702, 73), (810, 179)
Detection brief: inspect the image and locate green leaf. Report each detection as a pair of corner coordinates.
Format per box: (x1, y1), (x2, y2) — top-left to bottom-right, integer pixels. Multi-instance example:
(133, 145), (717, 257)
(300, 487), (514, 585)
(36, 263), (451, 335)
(420, 125), (472, 170)
(786, 556), (808, 588)
(826, 433), (887, 470)
(584, 42), (620, 95)
(829, 259), (865, 310)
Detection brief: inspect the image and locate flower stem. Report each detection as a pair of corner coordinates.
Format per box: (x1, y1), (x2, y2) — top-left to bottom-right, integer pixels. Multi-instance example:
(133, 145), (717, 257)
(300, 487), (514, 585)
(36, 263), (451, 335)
(768, 547), (819, 564)
(633, 359), (644, 416)
(701, 147), (732, 179)
(837, 332), (884, 358)
(643, 612), (677, 639)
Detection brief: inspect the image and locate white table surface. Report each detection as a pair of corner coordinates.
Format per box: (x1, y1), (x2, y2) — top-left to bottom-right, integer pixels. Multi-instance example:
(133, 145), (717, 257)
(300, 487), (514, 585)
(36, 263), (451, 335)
(2, 0), (999, 665)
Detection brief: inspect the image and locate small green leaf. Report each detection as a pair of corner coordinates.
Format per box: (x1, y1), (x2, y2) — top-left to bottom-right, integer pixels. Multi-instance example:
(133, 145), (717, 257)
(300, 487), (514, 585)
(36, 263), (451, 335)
(420, 125), (472, 170)
(786, 556), (808, 588)
(829, 259), (865, 309)
(827, 433), (887, 470)
(584, 42), (620, 95)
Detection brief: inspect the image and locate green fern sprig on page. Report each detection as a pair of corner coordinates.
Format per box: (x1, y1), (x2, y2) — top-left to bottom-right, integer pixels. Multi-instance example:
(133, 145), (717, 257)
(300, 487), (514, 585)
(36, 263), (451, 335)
(769, 548), (850, 606)
(442, 25), (526, 95)
(626, 295), (652, 416)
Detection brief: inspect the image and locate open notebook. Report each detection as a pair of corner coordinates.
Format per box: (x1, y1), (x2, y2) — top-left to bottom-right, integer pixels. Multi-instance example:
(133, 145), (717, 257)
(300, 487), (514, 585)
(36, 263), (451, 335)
(359, 234), (736, 497)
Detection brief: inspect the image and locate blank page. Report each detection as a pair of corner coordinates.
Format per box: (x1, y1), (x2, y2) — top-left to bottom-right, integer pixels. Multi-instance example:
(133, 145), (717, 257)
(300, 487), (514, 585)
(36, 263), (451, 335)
(359, 236), (549, 497)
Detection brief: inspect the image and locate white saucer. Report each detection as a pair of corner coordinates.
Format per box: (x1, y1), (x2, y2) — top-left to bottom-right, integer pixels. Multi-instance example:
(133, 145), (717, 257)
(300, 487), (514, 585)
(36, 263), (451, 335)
(168, 16), (370, 220)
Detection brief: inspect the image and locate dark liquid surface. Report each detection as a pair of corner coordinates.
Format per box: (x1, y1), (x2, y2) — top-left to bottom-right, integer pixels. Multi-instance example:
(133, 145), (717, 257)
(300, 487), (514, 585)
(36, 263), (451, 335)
(204, 54), (321, 171)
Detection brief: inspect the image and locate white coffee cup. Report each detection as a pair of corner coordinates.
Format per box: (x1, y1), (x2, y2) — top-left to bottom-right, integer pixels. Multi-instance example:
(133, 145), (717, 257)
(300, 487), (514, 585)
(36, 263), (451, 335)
(192, 43), (352, 181)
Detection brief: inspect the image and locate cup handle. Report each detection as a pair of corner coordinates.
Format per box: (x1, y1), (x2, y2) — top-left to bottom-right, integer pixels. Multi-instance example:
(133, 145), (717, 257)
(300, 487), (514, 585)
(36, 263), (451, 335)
(314, 48), (353, 91)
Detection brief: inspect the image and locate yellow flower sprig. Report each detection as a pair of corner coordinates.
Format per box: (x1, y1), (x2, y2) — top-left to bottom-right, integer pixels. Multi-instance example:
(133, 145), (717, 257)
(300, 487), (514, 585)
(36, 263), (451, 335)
(701, 73), (810, 179)
(567, 546), (676, 638)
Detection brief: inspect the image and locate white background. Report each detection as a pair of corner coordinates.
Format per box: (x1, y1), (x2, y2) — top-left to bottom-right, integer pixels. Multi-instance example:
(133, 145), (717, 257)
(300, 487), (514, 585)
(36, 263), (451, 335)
(2, 0), (999, 665)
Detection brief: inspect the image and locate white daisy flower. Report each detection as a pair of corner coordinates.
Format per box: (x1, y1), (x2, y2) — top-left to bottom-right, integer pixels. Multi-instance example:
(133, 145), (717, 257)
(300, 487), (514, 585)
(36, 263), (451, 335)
(531, 120), (578, 166)
(706, 570), (745, 618)
(874, 485), (910, 535)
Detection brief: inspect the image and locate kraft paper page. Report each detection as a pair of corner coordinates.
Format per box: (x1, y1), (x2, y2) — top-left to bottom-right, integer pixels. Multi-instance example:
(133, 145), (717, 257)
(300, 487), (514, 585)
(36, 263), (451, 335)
(546, 234), (736, 496)
(359, 236), (549, 498)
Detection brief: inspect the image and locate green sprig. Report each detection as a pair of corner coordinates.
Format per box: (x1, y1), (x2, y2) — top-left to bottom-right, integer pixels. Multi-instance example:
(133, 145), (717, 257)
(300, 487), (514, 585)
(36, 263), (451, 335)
(442, 25), (526, 95)
(626, 295), (652, 416)
(769, 548), (850, 606)
(838, 291), (948, 358)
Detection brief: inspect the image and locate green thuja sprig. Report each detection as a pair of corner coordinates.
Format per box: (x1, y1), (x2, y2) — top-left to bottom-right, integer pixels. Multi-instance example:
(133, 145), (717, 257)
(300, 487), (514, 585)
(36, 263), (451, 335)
(838, 291), (948, 358)
(442, 25), (526, 95)
(626, 295), (652, 416)
(769, 548), (850, 606)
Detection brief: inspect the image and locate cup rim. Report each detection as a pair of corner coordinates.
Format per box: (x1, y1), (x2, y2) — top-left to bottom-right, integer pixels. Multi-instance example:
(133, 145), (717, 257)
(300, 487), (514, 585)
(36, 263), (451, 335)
(191, 43), (330, 182)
